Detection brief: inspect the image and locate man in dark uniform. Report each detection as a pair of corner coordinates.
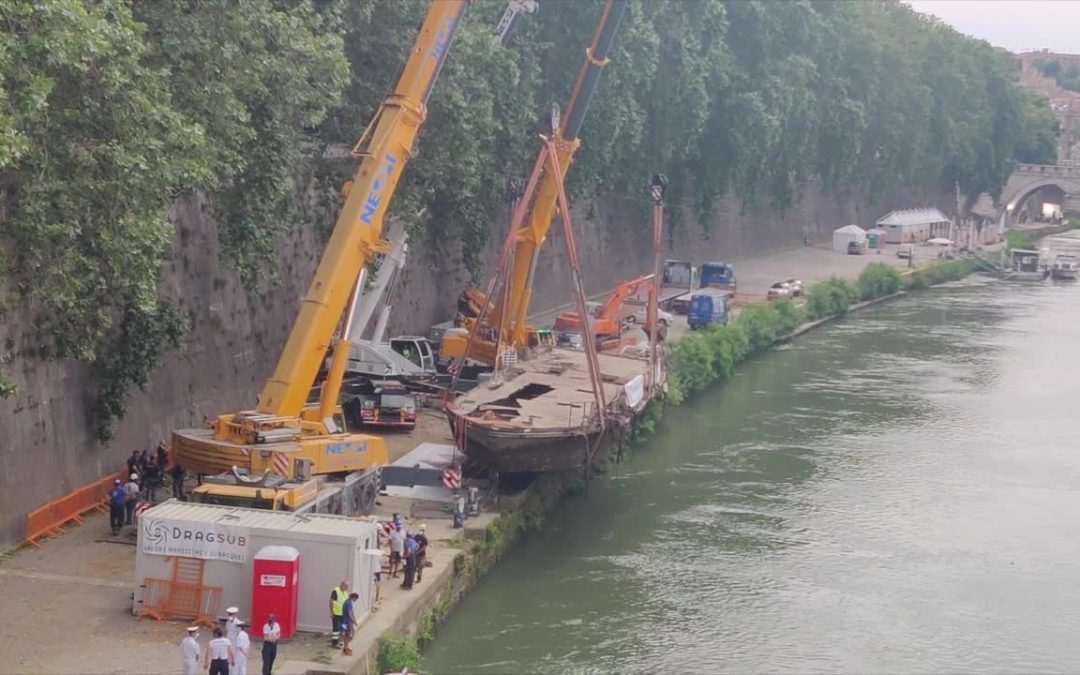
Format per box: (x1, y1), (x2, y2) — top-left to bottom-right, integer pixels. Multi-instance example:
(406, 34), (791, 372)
(108, 479), (126, 536)
(414, 524), (429, 583)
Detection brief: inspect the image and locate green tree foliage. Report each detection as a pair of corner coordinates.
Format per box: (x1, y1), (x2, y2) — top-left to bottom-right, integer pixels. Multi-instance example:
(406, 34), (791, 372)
(1005, 230), (1035, 252)
(0, 0), (345, 440)
(328, 0), (1058, 255)
(804, 277), (859, 321)
(856, 262), (903, 301)
(906, 259), (977, 289)
(376, 636), (421, 673)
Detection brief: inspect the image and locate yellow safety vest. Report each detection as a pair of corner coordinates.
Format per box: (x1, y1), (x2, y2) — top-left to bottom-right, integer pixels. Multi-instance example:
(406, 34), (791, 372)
(331, 586), (347, 616)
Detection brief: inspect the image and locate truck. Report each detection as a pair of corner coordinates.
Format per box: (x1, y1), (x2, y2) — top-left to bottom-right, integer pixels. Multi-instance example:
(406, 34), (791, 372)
(670, 286), (733, 316)
(688, 292), (732, 329)
(700, 261), (737, 289)
(341, 379), (418, 431)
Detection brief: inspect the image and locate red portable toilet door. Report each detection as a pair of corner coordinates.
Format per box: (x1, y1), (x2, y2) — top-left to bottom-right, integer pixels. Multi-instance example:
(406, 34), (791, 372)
(251, 545), (300, 639)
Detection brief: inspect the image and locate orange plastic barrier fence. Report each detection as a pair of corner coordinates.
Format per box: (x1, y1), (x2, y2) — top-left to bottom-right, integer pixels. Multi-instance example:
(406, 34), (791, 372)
(138, 578), (221, 627)
(24, 468), (126, 548)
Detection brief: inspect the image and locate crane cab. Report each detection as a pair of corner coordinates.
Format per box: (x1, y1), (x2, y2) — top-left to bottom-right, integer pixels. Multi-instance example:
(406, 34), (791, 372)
(389, 336), (434, 372)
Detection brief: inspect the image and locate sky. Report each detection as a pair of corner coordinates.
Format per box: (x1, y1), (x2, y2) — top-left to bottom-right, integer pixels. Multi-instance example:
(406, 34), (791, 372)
(904, 1), (1080, 54)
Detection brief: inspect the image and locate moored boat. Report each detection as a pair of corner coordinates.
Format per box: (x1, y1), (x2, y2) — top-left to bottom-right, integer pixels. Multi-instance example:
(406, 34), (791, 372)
(1051, 255), (1078, 281)
(445, 346), (660, 474)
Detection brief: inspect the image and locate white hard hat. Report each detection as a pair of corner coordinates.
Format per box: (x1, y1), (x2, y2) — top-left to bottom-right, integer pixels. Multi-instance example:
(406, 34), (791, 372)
(130, 473), (139, 480)
(235, 619), (245, 627)
(186, 626), (199, 632)
(226, 607), (238, 614)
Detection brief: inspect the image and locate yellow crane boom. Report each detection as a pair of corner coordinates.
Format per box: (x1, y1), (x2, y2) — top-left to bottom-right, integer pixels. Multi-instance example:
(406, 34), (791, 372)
(174, 1), (470, 478)
(262, 1), (468, 418)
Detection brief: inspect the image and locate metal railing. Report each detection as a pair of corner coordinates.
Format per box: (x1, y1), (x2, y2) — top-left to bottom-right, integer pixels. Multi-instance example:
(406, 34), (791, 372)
(25, 469), (127, 547)
(138, 578), (222, 627)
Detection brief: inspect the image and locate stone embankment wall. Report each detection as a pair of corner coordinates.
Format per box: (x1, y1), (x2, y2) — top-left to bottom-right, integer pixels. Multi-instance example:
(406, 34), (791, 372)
(0, 177), (952, 549)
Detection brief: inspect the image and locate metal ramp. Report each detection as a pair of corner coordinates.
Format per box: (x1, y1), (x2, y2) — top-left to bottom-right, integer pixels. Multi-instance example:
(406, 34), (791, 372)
(965, 248), (1004, 277)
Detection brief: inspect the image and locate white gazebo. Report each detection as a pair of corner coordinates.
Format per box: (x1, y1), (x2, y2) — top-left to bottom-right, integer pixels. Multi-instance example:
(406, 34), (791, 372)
(832, 224), (867, 253)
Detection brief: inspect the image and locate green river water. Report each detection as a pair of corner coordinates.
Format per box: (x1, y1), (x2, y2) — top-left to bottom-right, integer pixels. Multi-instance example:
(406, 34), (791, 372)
(424, 276), (1080, 674)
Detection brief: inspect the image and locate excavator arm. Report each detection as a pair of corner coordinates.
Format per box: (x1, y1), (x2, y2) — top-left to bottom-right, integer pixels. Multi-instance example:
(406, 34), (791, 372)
(553, 274), (657, 339)
(595, 275), (653, 321)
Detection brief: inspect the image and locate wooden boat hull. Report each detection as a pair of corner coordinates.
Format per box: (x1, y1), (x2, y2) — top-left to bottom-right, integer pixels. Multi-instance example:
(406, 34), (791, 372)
(446, 411), (610, 473)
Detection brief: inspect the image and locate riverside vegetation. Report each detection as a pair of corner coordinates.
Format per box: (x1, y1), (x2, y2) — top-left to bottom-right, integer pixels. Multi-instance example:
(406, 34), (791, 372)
(664, 262), (935, 407)
(0, 0), (1059, 440)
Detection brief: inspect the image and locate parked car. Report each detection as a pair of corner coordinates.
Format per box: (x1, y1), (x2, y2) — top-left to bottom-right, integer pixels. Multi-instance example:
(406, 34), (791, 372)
(847, 240), (864, 255)
(627, 306), (674, 327)
(767, 281), (793, 300)
(897, 244), (915, 259)
(784, 279), (804, 297)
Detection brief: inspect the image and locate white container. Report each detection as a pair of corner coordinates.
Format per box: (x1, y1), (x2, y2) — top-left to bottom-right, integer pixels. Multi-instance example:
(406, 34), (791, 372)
(133, 500), (380, 633)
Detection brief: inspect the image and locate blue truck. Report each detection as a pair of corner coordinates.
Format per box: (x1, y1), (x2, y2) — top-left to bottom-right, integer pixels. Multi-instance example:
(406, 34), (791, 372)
(699, 261), (736, 289)
(687, 290), (732, 329)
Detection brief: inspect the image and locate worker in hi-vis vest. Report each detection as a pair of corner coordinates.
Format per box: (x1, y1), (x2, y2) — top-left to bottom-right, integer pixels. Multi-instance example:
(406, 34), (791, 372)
(329, 580), (350, 647)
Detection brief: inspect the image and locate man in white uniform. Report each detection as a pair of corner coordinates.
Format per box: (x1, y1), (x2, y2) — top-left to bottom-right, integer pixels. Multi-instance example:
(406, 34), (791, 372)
(225, 606), (240, 645)
(233, 619), (251, 675)
(180, 626), (200, 675)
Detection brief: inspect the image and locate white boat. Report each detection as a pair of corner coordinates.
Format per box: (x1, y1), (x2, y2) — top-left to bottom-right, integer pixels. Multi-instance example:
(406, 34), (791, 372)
(1051, 255), (1079, 281)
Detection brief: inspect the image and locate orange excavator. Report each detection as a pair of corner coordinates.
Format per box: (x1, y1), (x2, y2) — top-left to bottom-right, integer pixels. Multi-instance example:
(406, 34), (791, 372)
(439, 0), (629, 367)
(553, 275), (665, 346)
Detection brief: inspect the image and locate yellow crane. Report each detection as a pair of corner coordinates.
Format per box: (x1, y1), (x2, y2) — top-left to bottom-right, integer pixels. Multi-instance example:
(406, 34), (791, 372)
(439, 0), (628, 367)
(172, 1), (470, 513)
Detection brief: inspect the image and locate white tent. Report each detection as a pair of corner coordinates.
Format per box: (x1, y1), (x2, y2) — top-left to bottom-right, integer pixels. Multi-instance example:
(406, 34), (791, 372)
(832, 224), (866, 253)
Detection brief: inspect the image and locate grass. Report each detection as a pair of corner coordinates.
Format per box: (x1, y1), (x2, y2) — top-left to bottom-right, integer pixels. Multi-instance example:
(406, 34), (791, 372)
(906, 259), (977, 289)
(377, 636), (422, 673)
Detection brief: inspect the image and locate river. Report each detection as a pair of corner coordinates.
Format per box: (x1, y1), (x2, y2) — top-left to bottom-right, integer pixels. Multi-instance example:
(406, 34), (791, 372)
(424, 277), (1080, 674)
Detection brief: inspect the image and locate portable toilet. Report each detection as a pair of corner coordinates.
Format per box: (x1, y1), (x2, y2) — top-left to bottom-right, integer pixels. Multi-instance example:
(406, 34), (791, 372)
(866, 228), (886, 249)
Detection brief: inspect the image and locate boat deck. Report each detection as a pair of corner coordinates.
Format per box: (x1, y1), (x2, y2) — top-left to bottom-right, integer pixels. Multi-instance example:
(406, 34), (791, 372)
(449, 347), (649, 432)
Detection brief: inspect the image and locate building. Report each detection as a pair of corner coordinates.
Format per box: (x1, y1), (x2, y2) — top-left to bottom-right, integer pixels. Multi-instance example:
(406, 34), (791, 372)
(875, 208), (951, 244)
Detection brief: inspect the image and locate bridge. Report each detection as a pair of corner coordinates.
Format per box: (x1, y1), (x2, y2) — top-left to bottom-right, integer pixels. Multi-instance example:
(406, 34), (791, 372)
(999, 163), (1080, 225)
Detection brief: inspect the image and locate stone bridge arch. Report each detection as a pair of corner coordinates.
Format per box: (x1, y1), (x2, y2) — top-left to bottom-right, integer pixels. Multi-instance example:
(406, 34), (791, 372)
(999, 164), (1080, 224)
